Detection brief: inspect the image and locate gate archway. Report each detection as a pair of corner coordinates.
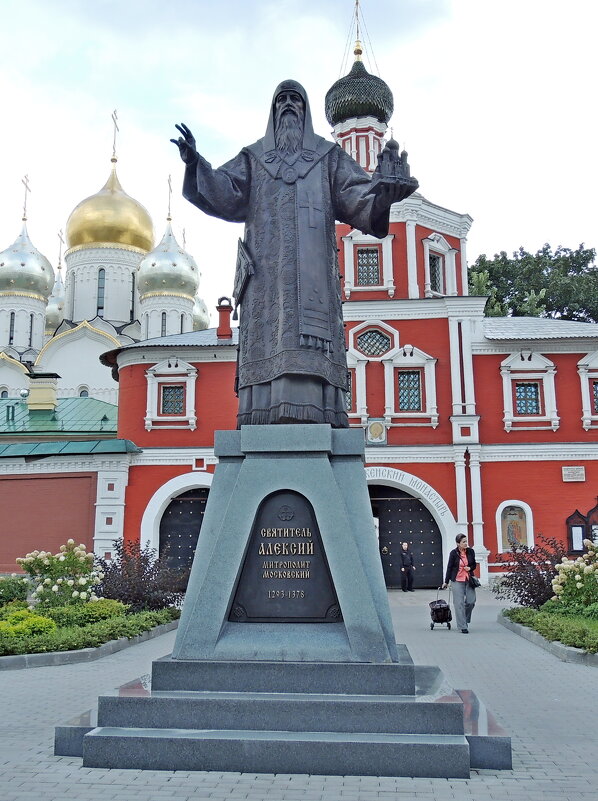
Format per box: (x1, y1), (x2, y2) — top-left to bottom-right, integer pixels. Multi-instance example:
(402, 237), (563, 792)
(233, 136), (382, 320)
(158, 488), (209, 572)
(369, 485), (443, 588)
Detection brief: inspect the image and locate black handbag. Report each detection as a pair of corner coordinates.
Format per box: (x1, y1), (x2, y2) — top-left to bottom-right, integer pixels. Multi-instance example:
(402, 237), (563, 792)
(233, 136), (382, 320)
(469, 575), (480, 588)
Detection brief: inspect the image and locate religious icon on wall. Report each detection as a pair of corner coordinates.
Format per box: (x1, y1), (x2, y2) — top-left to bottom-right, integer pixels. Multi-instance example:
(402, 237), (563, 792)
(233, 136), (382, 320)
(501, 505), (527, 550)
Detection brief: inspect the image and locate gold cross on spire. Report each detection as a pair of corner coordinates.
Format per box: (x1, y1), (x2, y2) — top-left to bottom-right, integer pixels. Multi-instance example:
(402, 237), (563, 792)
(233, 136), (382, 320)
(57, 229), (65, 268)
(111, 109), (119, 162)
(167, 174), (172, 221)
(21, 174), (30, 221)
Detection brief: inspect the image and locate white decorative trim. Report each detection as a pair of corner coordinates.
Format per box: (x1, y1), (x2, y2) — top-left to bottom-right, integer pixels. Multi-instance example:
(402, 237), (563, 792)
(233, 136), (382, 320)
(480, 443), (598, 461)
(140, 470), (214, 552)
(495, 499), (535, 553)
(500, 351), (559, 431)
(422, 233), (457, 298)
(0, 455), (131, 474)
(342, 296), (488, 322)
(342, 230), (395, 299)
(116, 346), (236, 371)
(406, 220), (418, 299)
(130, 447), (218, 467)
(93, 470), (129, 558)
(389, 192), (473, 239)
(144, 356), (197, 431)
(577, 352), (598, 430)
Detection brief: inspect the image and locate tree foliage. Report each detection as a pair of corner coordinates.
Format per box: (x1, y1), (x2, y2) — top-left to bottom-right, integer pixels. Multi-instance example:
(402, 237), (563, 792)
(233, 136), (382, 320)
(492, 534), (568, 608)
(469, 244), (598, 321)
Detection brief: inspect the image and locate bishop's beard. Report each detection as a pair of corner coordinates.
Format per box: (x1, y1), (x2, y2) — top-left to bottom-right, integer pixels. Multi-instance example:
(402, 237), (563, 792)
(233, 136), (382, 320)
(274, 109), (304, 155)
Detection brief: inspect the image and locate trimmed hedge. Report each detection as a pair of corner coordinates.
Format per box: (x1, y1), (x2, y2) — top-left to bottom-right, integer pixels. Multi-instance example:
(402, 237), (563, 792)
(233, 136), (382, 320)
(42, 599), (129, 628)
(0, 606), (180, 656)
(504, 607), (598, 653)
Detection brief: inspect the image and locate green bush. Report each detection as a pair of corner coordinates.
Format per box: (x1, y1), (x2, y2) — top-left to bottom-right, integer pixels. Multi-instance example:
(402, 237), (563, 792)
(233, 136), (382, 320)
(0, 576), (28, 604)
(0, 609), (57, 638)
(504, 607), (598, 652)
(0, 600), (29, 619)
(583, 631), (598, 653)
(552, 539), (598, 607)
(581, 602), (598, 621)
(43, 599), (129, 628)
(0, 607), (179, 656)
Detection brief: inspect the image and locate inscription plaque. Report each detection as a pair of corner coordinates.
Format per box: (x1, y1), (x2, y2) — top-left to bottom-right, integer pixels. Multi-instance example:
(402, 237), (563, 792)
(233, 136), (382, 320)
(229, 490), (341, 622)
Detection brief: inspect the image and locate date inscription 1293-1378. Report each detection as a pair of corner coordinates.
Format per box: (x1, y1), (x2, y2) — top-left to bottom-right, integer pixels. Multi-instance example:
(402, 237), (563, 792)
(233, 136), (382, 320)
(229, 491), (341, 623)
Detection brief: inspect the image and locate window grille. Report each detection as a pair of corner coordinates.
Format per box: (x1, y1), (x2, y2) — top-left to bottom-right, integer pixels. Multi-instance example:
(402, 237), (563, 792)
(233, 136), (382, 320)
(429, 254), (443, 294)
(161, 312), (167, 337)
(28, 313), (34, 347)
(515, 382), (541, 415)
(356, 248), (380, 285)
(8, 312), (15, 345)
(130, 273), (136, 322)
(161, 385), (184, 415)
(356, 329), (391, 356)
(592, 380), (598, 414)
(344, 372), (353, 411)
(398, 370), (422, 411)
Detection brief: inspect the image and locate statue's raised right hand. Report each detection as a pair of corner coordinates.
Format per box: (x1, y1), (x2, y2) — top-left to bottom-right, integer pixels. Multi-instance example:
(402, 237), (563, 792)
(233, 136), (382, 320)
(170, 123), (198, 165)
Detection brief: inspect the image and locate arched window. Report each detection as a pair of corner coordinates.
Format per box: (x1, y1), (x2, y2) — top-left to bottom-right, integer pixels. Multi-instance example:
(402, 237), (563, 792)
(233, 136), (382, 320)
(161, 312), (167, 337)
(0, 389), (8, 399)
(28, 313), (34, 347)
(8, 312), (15, 345)
(78, 388), (89, 398)
(130, 272), (136, 322)
(496, 501), (534, 552)
(180, 313), (185, 334)
(97, 268), (106, 318)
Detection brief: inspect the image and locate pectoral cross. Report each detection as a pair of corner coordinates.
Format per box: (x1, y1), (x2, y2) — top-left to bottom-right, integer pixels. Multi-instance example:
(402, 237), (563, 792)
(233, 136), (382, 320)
(21, 174), (30, 221)
(111, 109), (119, 160)
(299, 192), (323, 228)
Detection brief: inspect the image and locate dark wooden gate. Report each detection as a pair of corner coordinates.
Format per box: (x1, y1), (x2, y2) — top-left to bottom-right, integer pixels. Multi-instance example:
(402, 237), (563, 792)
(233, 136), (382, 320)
(368, 485), (443, 589)
(158, 488), (209, 573)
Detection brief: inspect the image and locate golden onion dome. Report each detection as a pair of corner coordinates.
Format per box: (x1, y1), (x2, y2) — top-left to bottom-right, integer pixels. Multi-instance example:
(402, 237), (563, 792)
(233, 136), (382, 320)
(193, 295), (210, 331)
(66, 159), (154, 252)
(0, 223), (54, 300)
(137, 221), (200, 302)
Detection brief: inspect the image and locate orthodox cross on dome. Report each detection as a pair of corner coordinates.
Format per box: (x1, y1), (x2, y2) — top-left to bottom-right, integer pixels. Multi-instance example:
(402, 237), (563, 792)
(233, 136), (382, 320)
(182, 228), (186, 249)
(111, 109), (119, 162)
(167, 174), (173, 221)
(21, 174), (31, 221)
(57, 229), (65, 269)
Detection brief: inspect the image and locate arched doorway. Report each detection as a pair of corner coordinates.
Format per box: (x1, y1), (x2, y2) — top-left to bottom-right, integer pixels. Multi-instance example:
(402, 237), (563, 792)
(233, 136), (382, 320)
(158, 488), (209, 572)
(369, 485), (443, 588)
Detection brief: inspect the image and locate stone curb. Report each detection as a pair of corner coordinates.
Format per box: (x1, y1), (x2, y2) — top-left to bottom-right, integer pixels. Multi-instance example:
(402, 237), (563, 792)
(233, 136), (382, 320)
(0, 619), (178, 671)
(497, 612), (598, 667)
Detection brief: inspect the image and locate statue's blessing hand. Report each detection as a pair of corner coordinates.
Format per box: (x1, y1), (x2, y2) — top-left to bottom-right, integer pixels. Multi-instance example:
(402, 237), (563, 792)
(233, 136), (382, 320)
(170, 123), (198, 165)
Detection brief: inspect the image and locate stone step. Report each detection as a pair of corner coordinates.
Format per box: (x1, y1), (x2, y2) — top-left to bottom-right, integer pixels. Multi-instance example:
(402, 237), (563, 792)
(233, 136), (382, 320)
(152, 656), (416, 695)
(97, 690), (464, 735)
(83, 726), (470, 778)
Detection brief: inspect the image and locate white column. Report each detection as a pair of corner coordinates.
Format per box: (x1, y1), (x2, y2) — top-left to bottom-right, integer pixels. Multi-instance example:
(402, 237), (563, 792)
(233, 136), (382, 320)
(460, 318), (476, 415)
(406, 221), (418, 298)
(460, 237), (469, 296)
(449, 317), (463, 415)
(454, 449), (468, 536)
(468, 447), (489, 583)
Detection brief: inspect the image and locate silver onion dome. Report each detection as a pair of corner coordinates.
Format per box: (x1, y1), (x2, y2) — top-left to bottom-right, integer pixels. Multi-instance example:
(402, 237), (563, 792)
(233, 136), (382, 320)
(0, 223), (54, 300)
(137, 221), (199, 302)
(193, 296), (210, 331)
(45, 266), (65, 334)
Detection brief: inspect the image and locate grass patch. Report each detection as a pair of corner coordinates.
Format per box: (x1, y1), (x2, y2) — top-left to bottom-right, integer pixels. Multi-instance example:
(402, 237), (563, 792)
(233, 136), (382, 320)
(0, 606), (180, 657)
(504, 607), (598, 653)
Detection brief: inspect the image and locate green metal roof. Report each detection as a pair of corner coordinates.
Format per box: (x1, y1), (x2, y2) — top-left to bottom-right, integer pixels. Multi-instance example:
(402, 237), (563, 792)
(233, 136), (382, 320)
(0, 398), (118, 436)
(0, 439), (140, 458)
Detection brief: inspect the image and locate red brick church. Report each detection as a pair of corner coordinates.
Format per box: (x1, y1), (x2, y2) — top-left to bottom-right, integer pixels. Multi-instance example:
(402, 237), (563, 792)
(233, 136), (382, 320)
(2, 44), (598, 586)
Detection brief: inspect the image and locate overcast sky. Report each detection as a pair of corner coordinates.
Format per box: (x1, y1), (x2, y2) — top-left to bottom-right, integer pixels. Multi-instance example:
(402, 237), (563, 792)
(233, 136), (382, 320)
(0, 0), (596, 324)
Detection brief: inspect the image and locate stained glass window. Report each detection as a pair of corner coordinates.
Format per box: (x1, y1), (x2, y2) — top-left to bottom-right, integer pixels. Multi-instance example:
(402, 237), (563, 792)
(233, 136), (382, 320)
(515, 382), (541, 415)
(161, 385), (184, 415)
(356, 329), (391, 356)
(429, 254), (443, 294)
(592, 381), (598, 414)
(356, 248), (380, 285)
(398, 370), (422, 411)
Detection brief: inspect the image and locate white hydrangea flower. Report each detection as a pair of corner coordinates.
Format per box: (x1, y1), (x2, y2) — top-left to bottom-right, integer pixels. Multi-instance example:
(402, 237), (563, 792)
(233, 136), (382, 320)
(78, 577), (87, 586)
(57, 578), (63, 584)
(89, 594), (98, 602)
(51, 585), (59, 592)
(58, 555), (65, 562)
(44, 578), (51, 585)
(67, 579), (74, 587)
(67, 539), (75, 545)
(36, 584), (43, 593)
(576, 582), (583, 588)
(72, 591), (79, 598)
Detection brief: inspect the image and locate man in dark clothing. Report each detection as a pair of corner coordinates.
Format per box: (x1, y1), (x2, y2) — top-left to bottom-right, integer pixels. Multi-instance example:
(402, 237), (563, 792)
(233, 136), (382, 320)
(400, 541), (416, 592)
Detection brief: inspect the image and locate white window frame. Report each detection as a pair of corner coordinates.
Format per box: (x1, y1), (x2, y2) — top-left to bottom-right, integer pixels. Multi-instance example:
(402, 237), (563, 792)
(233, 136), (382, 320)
(577, 351), (598, 430)
(342, 229), (395, 299)
(145, 356), (197, 431)
(346, 321), (438, 428)
(495, 500), (535, 553)
(423, 233), (458, 297)
(501, 351), (559, 431)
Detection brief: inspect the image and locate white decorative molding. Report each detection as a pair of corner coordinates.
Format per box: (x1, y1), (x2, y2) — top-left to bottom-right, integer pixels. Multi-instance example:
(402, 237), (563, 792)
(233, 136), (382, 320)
(130, 447), (218, 467)
(500, 351), (559, 432)
(342, 296), (488, 322)
(389, 192), (473, 239)
(0, 455), (131, 475)
(480, 442), (598, 461)
(422, 233), (457, 298)
(116, 346), (236, 372)
(145, 356), (197, 431)
(341, 230), (395, 299)
(577, 351), (598, 430)
(495, 499), (535, 553)
(140, 470), (214, 552)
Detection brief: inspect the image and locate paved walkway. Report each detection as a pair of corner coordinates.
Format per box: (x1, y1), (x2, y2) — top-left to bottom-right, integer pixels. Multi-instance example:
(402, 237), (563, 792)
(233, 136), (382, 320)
(1, 588), (597, 800)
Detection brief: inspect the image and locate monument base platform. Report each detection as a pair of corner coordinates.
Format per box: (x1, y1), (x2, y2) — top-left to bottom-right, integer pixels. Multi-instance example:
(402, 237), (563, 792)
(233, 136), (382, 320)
(56, 654), (511, 777)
